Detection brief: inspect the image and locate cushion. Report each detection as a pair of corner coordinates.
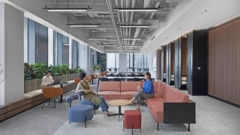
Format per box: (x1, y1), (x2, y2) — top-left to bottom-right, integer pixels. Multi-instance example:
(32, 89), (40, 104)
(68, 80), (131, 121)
(98, 82), (121, 92)
(98, 91), (121, 99)
(24, 89), (43, 98)
(121, 82), (141, 91)
(121, 91), (137, 99)
(147, 101), (164, 119)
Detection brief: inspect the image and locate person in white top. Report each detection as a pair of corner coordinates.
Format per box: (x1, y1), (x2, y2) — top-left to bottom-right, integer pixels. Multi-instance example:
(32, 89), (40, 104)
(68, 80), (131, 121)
(41, 70), (54, 87)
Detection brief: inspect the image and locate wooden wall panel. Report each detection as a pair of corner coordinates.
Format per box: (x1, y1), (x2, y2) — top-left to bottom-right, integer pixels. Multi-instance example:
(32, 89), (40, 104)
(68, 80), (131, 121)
(208, 45), (214, 96)
(237, 40), (240, 105)
(181, 38), (187, 76)
(209, 18), (240, 106)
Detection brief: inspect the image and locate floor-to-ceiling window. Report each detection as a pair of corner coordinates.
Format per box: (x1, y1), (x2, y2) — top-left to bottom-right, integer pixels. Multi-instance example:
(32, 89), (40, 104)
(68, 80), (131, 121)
(72, 40), (79, 67)
(127, 53), (149, 72)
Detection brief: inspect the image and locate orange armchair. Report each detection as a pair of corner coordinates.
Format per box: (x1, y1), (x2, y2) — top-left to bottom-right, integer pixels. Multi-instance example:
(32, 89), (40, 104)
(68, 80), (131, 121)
(42, 87), (63, 109)
(74, 78), (81, 85)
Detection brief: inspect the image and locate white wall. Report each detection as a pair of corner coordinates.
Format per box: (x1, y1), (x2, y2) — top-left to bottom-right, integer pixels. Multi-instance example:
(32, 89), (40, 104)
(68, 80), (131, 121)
(148, 50), (156, 79)
(0, 3), (5, 105)
(0, 4), (24, 105)
(119, 53), (127, 72)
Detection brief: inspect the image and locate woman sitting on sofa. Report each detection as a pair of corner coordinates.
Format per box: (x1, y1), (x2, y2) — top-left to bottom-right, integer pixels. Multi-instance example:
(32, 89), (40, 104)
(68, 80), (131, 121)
(130, 72), (154, 110)
(76, 72), (112, 116)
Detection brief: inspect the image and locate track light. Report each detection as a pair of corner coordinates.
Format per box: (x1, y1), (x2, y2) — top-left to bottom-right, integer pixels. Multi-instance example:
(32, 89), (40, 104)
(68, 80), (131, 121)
(117, 8), (158, 12)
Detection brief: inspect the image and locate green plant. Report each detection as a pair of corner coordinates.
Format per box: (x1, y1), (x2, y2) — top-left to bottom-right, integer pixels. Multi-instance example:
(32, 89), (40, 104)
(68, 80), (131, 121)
(91, 64), (101, 71)
(32, 62), (49, 79)
(61, 64), (69, 75)
(49, 65), (61, 76)
(98, 58), (106, 67)
(24, 63), (36, 80)
(69, 66), (84, 73)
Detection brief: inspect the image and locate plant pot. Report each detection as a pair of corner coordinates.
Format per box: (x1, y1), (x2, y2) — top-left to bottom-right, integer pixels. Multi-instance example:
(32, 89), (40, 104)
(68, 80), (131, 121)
(31, 79), (37, 91)
(24, 80), (32, 93)
(36, 79), (42, 89)
(62, 75), (66, 82)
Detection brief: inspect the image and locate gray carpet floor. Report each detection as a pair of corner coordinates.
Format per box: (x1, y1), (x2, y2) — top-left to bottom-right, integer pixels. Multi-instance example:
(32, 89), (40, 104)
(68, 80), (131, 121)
(0, 85), (240, 135)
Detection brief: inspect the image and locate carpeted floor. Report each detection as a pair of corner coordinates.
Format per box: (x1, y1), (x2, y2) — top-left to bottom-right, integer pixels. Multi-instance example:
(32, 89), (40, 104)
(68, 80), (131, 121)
(0, 84), (240, 135)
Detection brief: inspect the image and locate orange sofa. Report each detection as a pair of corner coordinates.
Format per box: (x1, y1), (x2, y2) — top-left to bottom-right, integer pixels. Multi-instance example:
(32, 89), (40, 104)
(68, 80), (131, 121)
(98, 81), (195, 131)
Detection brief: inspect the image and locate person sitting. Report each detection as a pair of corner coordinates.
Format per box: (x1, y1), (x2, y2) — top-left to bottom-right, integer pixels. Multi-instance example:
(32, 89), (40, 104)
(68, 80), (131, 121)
(130, 72), (154, 110)
(76, 72), (112, 116)
(41, 70), (54, 87)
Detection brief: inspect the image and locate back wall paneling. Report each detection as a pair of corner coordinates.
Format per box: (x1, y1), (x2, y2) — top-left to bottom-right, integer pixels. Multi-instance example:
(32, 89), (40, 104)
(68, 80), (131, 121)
(208, 19), (240, 106)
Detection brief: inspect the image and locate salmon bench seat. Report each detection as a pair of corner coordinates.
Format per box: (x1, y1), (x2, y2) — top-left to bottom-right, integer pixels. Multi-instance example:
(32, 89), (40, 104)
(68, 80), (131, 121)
(98, 81), (196, 131)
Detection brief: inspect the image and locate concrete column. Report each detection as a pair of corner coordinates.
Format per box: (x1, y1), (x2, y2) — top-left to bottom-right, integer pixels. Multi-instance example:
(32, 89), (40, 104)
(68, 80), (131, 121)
(119, 53), (127, 72)
(0, 4), (24, 105)
(156, 49), (162, 79)
(78, 43), (89, 74)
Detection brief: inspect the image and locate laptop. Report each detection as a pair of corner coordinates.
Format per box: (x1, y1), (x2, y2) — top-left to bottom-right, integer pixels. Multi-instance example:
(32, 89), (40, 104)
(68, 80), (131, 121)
(52, 78), (61, 85)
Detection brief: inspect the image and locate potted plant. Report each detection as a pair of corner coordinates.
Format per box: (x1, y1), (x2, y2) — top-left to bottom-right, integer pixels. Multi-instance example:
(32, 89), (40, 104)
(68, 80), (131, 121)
(91, 64), (102, 73)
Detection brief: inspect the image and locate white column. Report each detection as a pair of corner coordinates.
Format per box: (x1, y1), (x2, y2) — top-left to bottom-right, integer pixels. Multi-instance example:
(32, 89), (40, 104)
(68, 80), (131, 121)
(48, 28), (54, 66)
(78, 43), (89, 74)
(119, 53), (127, 72)
(0, 4), (24, 105)
(0, 3), (6, 105)
(69, 38), (72, 68)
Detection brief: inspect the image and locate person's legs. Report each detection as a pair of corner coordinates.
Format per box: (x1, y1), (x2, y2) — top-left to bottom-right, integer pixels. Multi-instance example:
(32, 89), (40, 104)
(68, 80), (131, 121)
(98, 96), (109, 109)
(130, 91), (141, 101)
(136, 92), (154, 110)
(99, 101), (108, 115)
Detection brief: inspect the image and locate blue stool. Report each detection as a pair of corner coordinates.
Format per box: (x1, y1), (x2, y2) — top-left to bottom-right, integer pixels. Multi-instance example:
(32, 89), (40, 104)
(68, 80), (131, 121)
(68, 104), (93, 128)
(66, 94), (79, 108)
(80, 99), (99, 114)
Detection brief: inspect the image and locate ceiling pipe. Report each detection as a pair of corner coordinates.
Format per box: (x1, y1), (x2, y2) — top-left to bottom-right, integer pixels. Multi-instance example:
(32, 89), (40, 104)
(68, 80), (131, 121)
(131, 0), (152, 46)
(115, 0), (124, 44)
(126, 0), (130, 39)
(129, 0), (136, 46)
(106, 0), (123, 49)
(149, 2), (161, 19)
(121, 0), (125, 42)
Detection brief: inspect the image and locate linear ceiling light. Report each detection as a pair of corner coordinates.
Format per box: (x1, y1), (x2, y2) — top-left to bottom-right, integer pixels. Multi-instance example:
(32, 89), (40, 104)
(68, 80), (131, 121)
(46, 8), (88, 12)
(88, 38), (108, 41)
(117, 8), (158, 12)
(120, 25), (149, 28)
(122, 38), (142, 41)
(68, 24), (100, 28)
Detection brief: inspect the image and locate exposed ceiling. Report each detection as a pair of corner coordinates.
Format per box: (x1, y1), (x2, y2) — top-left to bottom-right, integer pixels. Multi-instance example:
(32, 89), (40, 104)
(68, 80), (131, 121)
(1, 0), (240, 53)
(43, 0), (180, 53)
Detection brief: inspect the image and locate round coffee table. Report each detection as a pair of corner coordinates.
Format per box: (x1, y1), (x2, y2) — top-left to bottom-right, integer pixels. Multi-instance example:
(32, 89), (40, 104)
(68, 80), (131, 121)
(108, 99), (132, 121)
